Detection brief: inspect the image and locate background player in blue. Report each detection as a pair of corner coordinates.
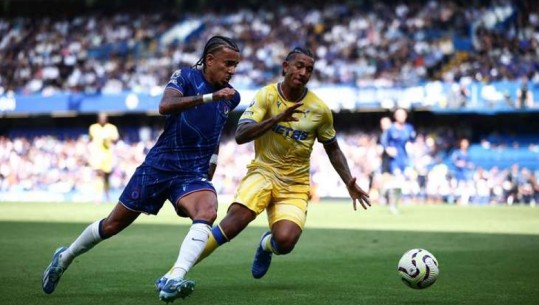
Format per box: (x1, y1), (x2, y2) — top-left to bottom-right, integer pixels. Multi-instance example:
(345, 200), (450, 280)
(42, 35), (241, 302)
(380, 108), (416, 214)
(451, 137), (474, 204)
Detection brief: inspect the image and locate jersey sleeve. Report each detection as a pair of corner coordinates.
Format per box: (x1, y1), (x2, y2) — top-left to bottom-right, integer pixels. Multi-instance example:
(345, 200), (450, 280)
(380, 129), (389, 149)
(89, 124), (96, 140)
(165, 69), (187, 94)
(110, 124), (119, 141)
(230, 88), (241, 110)
(317, 105), (336, 144)
(238, 88), (269, 124)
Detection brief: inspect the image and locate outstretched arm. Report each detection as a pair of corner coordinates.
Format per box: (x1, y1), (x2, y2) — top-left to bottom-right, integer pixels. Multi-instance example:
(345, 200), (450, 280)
(323, 140), (370, 210)
(159, 87), (237, 115)
(235, 102), (304, 144)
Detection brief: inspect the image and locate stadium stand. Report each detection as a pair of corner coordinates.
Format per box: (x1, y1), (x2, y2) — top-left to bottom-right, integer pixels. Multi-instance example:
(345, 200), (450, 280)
(0, 0), (538, 204)
(1, 0), (537, 93)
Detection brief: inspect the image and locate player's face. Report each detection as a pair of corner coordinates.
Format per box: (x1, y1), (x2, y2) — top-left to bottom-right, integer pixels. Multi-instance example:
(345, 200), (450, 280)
(205, 47), (240, 87)
(98, 113), (108, 125)
(283, 54), (314, 89)
(394, 109), (407, 123)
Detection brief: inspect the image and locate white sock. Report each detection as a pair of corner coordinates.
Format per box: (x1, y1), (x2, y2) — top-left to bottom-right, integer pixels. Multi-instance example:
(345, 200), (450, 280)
(168, 222), (211, 279)
(261, 234), (273, 252)
(59, 219), (104, 268)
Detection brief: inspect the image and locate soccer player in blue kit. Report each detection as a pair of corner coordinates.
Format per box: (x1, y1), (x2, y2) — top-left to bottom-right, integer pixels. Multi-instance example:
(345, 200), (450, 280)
(42, 35), (241, 302)
(380, 108), (416, 214)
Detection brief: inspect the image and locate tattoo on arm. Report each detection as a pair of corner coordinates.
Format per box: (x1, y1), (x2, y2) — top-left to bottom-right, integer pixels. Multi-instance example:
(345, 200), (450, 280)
(159, 90), (205, 114)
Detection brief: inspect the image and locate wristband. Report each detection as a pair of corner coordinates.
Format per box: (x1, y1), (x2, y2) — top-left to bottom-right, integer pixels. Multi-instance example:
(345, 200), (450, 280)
(202, 94), (213, 103)
(209, 154), (218, 164)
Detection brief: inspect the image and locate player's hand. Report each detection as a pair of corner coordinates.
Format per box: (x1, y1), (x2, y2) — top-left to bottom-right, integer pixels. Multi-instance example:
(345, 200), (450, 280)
(386, 147), (397, 157)
(212, 88), (237, 101)
(346, 177), (371, 211)
(276, 102), (304, 122)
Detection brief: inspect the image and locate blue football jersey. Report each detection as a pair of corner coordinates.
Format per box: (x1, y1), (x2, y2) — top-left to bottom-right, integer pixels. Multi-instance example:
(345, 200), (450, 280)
(144, 68), (240, 177)
(382, 123), (416, 161)
(451, 149), (471, 180)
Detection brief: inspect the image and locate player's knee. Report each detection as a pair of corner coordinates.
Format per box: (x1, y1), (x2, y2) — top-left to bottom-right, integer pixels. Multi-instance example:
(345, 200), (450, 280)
(220, 205), (256, 240)
(272, 233), (297, 254)
(230, 204), (256, 222)
(196, 209), (218, 223)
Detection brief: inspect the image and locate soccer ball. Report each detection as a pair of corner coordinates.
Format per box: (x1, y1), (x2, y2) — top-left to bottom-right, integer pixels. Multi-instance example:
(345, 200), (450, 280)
(397, 248), (439, 289)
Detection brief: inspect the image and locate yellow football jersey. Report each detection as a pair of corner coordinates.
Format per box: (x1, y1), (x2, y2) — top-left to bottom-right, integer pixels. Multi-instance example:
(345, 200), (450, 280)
(89, 123), (119, 152)
(89, 123), (119, 172)
(238, 82), (336, 185)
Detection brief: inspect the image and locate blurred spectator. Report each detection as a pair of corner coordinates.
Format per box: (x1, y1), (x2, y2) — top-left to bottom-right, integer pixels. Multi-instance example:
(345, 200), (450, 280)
(503, 164), (521, 205)
(518, 168), (536, 205)
(516, 76), (534, 108)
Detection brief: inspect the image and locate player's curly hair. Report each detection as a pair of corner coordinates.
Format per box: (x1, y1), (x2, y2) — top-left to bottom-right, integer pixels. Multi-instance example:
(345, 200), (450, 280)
(282, 47), (315, 76)
(193, 35), (240, 69)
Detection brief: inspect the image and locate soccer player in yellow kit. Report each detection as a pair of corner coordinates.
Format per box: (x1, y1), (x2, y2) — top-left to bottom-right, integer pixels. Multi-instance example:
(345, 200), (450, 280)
(197, 47), (371, 278)
(89, 112), (119, 202)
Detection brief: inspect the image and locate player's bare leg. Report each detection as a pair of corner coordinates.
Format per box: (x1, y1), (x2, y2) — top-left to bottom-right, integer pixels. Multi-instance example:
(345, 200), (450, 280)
(103, 172), (112, 202)
(387, 172), (404, 214)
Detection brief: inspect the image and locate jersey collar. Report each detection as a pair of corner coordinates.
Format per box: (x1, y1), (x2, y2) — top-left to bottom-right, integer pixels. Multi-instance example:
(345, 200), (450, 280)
(277, 82), (308, 102)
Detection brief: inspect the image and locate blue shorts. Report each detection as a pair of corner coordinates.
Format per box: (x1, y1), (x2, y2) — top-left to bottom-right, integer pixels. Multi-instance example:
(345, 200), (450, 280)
(454, 170), (471, 182)
(119, 164), (216, 215)
(389, 158), (408, 175)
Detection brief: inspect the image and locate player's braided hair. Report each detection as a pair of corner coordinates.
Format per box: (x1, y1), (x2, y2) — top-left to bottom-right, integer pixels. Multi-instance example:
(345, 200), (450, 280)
(282, 47), (315, 76)
(193, 35), (240, 69)
(285, 47), (314, 61)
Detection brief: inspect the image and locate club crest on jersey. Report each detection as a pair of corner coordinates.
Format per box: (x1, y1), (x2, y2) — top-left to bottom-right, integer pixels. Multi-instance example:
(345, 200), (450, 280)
(131, 189), (140, 200)
(168, 69), (183, 87)
(218, 102), (230, 116)
(272, 124), (309, 141)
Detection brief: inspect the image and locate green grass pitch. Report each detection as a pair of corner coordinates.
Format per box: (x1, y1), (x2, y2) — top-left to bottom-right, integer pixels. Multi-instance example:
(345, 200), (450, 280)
(1, 200), (539, 305)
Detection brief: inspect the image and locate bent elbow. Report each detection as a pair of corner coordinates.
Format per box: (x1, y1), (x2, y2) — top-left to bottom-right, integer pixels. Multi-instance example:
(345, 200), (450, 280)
(235, 130), (251, 144)
(158, 104), (168, 115)
(235, 134), (247, 145)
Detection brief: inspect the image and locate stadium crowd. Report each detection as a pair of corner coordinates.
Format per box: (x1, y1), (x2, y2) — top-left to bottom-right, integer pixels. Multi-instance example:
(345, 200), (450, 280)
(1, 0), (538, 205)
(1, 0), (538, 95)
(1, 127), (537, 206)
